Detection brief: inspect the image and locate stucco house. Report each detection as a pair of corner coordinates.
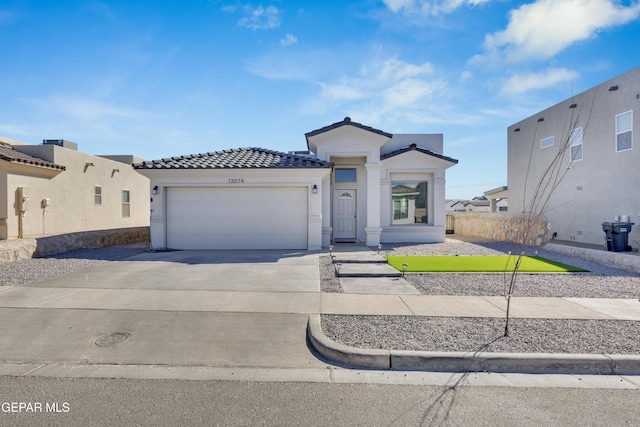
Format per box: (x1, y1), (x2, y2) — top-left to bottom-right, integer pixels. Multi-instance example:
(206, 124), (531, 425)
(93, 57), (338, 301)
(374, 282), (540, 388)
(508, 66), (639, 248)
(0, 137), (149, 240)
(134, 117), (458, 250)
(484, 186), (508, 212)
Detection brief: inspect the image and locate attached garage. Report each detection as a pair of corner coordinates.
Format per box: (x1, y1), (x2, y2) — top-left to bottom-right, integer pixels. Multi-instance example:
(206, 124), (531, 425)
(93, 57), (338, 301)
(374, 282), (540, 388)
(166, 186), (308, 250)
(134, 147), (333, 251)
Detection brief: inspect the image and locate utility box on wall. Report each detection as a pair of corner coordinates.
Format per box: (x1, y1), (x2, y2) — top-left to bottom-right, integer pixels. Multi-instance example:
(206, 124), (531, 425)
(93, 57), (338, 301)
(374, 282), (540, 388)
(17, 187), (30, 212)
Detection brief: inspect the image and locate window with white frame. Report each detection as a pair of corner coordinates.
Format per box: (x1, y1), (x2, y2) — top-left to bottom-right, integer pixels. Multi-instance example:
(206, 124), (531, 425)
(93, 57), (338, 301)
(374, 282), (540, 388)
(391, 181), (428, 225)
(570, 127), (583, 161)
(122, 190), (130, 218)
(616, 111), (632, 152)
(541, 136), (554, 148)
(94, 186), (102, 205)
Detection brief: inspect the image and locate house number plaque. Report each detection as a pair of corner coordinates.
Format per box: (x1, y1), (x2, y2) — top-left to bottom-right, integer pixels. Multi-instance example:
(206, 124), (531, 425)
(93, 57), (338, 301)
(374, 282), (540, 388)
(228, 178), (245, 183)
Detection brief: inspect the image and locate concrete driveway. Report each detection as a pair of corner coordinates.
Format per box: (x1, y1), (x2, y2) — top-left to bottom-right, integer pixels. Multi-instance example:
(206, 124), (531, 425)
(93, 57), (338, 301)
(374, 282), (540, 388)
(0, 249), (327, 370)
(28, 249), (321, 292)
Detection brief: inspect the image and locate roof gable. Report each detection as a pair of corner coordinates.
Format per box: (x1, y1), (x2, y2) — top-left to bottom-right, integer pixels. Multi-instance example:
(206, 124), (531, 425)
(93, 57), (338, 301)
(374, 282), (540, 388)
(305, 117), (392, 140)
(133, 147), (333, 170)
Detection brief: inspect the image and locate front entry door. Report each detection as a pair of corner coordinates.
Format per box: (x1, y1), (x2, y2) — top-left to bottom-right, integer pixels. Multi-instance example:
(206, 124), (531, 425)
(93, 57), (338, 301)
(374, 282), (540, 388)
(333, 189), (357, 241)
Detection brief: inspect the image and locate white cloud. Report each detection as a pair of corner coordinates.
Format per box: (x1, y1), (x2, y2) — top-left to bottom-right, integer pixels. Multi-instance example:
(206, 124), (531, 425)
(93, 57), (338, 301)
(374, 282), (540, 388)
(23, 95), (149, 121)
(500, 67), (579, 95)
(382, 0), (492, 15)
(481, 0), (640, 62)
(280, 33), (298, 47)
(301, 57), (453, 125)
(383, 0), (415, 13)
(238, 5), (280, 30)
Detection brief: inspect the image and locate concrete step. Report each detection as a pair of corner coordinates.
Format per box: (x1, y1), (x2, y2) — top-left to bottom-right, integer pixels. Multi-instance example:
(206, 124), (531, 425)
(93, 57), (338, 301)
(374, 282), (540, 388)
(336, 262), (401, 278)
(331, 252), (387, 264)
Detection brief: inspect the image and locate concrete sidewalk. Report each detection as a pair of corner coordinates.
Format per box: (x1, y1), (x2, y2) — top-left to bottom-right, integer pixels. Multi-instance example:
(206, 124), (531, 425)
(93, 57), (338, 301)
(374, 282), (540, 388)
(1, 285), (638, 320)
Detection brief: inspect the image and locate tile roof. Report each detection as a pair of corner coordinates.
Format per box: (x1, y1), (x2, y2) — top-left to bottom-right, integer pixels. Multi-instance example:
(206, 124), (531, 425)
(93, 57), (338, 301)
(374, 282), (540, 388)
(381, 143), (458, 164)
(0, 142), (66, 170)
(392, 184), (420, 195)
(305, 117), (393, 140)
(133, 147), (333, 170)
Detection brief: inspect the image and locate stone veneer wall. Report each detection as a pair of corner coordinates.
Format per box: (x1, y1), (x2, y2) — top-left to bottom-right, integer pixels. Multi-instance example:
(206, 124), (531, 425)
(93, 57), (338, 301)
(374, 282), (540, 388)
(447, 212), (549, 247)
(0, 227), (149, 265)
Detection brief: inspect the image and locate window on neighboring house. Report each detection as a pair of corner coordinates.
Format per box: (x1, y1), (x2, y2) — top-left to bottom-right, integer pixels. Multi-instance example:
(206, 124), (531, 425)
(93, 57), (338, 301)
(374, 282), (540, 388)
(570, 127), (583, 161)
(541, 136), (554, 148)
(391, 181), (428, 225)
(122, 190), (130, 218)
(616, 111), (633, 152)
(335, 168), (356, 182)
(94, 186), (102, 205)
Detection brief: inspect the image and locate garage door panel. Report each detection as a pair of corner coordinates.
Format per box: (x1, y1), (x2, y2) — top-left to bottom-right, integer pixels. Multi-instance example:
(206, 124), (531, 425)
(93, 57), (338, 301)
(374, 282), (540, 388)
(166, 187), (307, 250)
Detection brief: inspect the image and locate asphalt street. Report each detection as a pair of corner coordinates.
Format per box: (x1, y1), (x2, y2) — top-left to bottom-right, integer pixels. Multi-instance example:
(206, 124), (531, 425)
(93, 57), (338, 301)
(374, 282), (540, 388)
(2, 376), (640, 426)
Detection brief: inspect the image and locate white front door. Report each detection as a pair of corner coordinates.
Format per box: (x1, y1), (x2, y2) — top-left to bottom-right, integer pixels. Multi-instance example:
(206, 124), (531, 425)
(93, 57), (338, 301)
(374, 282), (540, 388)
(333, 189), (357, 241)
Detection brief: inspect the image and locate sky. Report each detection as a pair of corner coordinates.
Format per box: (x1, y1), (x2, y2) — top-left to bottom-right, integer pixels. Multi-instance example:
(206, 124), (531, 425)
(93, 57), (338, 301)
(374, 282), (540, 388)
(1, 0), (639, 200)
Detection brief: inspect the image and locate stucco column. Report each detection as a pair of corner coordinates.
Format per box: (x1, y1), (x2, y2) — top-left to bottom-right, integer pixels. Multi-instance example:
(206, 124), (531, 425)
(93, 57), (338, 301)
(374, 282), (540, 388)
(365, 162), (382, 246)
(490, 198), (498, 213)
(321, 173), (332, 247)
(433, 175), (446, 228)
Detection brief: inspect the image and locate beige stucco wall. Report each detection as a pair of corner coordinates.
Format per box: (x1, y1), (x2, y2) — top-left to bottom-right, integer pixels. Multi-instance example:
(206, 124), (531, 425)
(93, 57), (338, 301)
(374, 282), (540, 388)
(3, 144), (149, 239)
(508, 66), (640, 247)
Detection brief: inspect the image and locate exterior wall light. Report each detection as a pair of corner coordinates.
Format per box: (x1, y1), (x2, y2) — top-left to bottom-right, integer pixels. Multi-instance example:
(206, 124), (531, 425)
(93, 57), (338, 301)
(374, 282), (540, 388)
(152, 185), (158, 195)
(312, 184), (318, 194)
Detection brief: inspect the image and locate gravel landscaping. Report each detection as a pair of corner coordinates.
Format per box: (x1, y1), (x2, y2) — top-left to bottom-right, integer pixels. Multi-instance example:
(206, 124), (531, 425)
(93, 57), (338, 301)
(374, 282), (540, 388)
(321, 237), (640, 354)
(321, 315), (640, 354)
(0, 243), (148, 286)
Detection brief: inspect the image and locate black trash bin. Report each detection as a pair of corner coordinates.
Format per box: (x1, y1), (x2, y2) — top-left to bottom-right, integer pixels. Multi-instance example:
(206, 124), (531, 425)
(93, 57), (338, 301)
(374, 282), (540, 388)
(602, 221), (634, 252)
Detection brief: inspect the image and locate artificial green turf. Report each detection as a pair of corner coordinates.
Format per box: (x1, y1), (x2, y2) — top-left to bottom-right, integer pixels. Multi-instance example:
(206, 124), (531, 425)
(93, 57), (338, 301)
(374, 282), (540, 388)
(386, 255), (588, 273)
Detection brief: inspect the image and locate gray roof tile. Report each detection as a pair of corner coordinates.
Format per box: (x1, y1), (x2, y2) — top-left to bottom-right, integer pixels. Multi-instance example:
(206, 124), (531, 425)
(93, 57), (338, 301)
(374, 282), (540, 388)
(305, 117), (393, 140)
(381, 143), (458, 164)
(133, 147), (333, 170)
(0, 142), (66, 170)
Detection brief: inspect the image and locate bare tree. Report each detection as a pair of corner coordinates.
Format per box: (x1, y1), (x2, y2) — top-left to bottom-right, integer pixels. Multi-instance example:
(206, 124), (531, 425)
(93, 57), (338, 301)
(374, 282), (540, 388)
(502, 92), (597, 337)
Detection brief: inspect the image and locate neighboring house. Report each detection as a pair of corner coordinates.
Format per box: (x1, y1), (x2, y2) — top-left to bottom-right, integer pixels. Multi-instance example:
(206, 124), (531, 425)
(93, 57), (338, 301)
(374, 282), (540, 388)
(0, 137), (149, 240)
(484, 186), (508, 212)
(134, 117), (458, 250)
(446, 200), (467, 212)
(464, 196), (490, 212)
(445, 196), (493, 212)
(508, 66), (639, 247)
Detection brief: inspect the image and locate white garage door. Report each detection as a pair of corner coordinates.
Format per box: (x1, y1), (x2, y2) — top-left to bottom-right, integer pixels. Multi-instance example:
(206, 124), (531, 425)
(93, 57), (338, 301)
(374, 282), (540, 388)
(166, 187), (308, 250)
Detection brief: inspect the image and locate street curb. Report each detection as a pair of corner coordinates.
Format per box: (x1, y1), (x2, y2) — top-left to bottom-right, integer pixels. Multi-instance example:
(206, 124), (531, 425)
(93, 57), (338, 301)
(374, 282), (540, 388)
(307, 314), (640, 375)
(307, 314), (391, 369)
